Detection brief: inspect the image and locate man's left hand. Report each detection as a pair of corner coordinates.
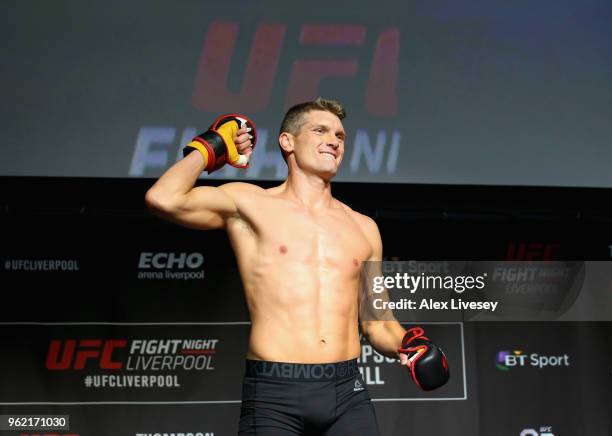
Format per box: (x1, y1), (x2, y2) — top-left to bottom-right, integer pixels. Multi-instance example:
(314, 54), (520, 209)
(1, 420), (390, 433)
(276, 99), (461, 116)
(398, 327), (450, 391)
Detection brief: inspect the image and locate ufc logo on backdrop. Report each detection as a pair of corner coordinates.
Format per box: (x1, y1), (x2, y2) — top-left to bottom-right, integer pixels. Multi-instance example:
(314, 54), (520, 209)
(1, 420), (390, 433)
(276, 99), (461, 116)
(520, 427), (555, 436)
(192, 22), (399, 115)
(46, 339), (126, 370)
(505, 242), (560, 261)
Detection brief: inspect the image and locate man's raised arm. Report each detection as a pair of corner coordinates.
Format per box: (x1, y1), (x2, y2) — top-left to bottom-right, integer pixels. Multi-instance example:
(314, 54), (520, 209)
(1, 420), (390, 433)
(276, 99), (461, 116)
(145, 151), (236, 230)
(145, 118), (255, 230)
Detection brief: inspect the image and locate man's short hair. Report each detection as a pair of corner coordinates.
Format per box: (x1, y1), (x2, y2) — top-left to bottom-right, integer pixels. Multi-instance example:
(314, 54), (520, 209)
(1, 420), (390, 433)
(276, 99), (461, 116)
(278, 97), (346, 161)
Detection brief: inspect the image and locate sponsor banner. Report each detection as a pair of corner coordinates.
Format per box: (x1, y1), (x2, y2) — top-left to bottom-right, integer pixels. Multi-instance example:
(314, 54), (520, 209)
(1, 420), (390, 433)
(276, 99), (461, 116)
(3, 259), (81, 273)
(1, 323), (609, 435)
(1, 251), (206, 281)
(0, 217), (248, 322)
(360, 261), (612, 321)
(519, 427), (556, 436)
(478, 323), (611, 436)
(0, 323), (463, 404)
(0, 324), (248, 403)
(495, 351), (570, 371)
(136, 252), (205, 281)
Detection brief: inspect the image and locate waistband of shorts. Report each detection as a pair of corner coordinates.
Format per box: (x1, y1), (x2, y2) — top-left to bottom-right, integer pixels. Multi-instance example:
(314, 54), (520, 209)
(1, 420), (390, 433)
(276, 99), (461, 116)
(245, 358), (360, 381)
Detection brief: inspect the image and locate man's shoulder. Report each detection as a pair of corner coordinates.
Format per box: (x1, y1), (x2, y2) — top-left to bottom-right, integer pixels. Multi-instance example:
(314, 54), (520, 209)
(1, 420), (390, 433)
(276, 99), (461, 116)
(335, 201), (382, 256)
(219, 182), (267, 196)
(335, 200), (379, 232)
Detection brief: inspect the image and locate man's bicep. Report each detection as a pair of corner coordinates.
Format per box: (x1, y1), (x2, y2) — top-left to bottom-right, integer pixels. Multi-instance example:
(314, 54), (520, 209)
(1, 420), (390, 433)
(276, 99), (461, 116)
(188, 180), (266, 215)
(155, 185), (238, 230)
(189, 185), (238, 212)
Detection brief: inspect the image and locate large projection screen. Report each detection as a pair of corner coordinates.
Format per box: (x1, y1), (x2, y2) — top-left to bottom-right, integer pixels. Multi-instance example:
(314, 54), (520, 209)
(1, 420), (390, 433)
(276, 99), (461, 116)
(2, 0), (612, 186)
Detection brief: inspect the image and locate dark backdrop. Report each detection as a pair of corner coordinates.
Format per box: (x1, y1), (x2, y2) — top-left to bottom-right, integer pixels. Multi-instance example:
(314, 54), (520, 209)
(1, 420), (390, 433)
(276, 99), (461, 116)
(0, 177), (610, 435)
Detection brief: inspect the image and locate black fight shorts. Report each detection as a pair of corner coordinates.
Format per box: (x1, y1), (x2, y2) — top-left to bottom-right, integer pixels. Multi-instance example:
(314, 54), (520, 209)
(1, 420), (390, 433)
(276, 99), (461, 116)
(239, 359), (379, 435)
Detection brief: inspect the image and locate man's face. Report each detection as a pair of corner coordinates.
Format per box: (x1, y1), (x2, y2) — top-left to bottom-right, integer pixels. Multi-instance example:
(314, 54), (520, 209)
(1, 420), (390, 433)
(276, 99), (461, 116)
(290, 110), (346, 179)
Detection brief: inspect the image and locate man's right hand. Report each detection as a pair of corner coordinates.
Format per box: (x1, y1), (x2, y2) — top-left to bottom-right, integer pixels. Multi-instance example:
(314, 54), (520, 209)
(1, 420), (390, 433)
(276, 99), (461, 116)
(183, 114), (257, 173)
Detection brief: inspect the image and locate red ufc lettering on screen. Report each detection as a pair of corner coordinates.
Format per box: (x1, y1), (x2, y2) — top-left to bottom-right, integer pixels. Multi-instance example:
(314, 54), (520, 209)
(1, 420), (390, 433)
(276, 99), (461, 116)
(506, 242), (561, 260)
(46, 339), (126, 370)
(284, 24), (363, 107)
(192, 22), (285, 112)
(192, 22), (399, 115)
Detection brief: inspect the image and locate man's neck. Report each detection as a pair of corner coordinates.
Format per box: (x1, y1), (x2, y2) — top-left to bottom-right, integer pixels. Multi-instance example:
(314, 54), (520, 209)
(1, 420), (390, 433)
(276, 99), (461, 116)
(281, 170), (334, 210)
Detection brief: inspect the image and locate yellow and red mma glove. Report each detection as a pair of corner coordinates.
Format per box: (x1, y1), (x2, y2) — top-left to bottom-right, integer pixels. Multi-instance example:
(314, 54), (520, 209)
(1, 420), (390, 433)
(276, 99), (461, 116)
(398, 326), (450, 391)
(183, 114), (257, 173)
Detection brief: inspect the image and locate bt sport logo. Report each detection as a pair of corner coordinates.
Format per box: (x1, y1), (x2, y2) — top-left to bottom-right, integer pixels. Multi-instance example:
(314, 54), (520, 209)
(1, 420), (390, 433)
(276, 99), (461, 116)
(496, 350), (570, 371)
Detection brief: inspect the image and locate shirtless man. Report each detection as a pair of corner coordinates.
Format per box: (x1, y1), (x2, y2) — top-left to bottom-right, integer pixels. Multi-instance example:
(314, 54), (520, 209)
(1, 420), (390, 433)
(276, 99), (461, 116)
(145, 98), (448, 435)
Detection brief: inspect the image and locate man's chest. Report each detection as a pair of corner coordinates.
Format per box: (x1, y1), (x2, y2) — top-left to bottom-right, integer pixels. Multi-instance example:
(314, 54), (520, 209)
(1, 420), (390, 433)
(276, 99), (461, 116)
(234, 200), (373, 262)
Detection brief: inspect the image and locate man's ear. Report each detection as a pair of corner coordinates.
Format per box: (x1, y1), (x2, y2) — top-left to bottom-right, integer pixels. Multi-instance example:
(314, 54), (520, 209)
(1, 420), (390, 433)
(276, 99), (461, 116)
(279, 132), (294, 155)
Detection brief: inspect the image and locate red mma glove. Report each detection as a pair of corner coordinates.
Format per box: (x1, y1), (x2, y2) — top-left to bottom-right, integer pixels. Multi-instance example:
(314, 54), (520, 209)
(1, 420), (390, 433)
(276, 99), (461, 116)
(183, 113), (257, 173)
(398, 327), (450, 391)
